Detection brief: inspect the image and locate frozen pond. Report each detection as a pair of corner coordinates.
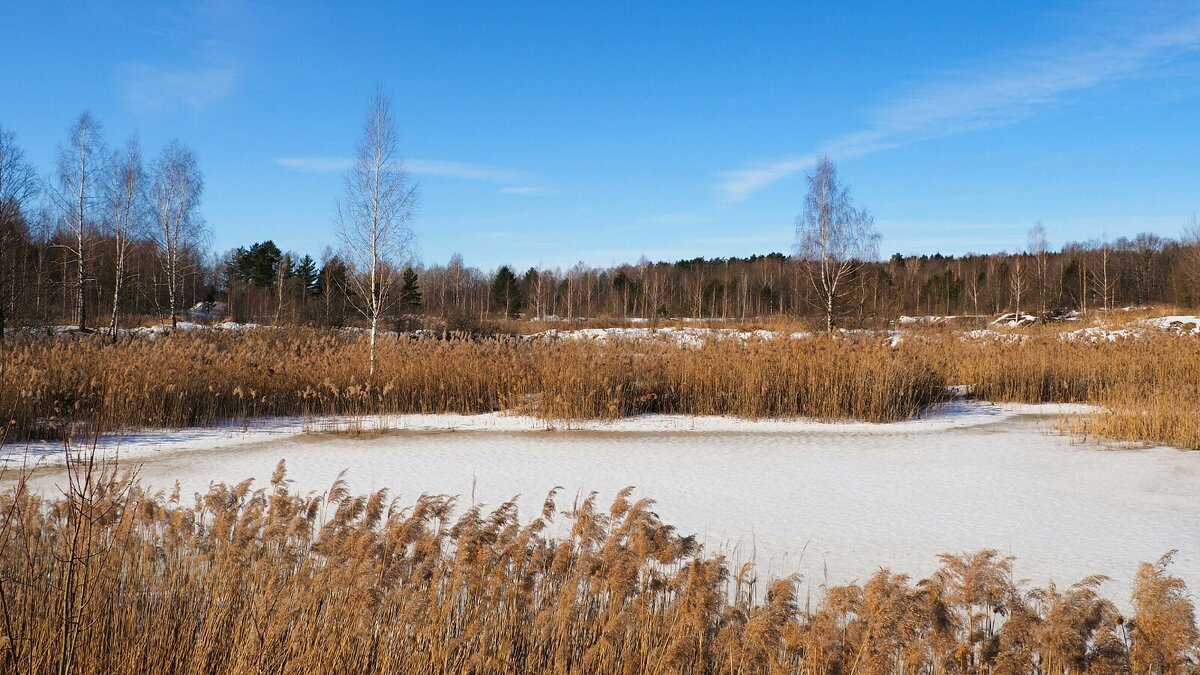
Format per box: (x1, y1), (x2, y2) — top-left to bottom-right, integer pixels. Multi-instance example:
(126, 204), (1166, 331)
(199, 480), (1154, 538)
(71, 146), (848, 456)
(12, 403), (1200, 608)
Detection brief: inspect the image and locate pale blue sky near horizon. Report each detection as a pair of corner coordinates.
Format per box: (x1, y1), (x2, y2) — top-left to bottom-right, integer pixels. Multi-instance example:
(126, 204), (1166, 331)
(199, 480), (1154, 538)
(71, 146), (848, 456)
(2, 1), (1199, 271)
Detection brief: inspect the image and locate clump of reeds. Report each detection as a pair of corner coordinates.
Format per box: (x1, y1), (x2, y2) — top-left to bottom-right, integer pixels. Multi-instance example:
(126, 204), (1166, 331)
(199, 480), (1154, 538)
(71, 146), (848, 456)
(0, 328), (947, 439)
(1, 459), (1196, 674)
(1067, 386), (1200, 451)
(911, 332), (1200, 449)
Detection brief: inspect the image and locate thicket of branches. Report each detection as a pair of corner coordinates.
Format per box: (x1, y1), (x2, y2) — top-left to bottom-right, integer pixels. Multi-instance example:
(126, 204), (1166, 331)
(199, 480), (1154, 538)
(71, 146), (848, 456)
(1, 458), (1196, 674)
(1, 118), (210, 339)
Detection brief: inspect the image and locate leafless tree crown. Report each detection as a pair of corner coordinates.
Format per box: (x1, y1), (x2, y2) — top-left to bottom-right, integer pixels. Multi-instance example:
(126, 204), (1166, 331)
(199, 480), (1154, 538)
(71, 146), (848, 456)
(103, 135), (147, 337)
(0, 127), (40, 222)
(335, 91), (420, 378)
(56, 112), (105, 330)
(151, 140), (206, 327)
(793, 156), (880, 330)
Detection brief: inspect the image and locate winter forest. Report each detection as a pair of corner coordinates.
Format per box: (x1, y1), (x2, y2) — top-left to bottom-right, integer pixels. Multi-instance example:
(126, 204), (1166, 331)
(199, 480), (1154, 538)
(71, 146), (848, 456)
(3, 115), (1200, 337)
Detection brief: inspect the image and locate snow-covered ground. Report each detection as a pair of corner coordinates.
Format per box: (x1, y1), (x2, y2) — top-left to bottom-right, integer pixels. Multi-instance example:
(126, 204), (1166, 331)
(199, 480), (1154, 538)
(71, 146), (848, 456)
(8, 401), (1195, 610)
(530, 314), (1200, 345)
(1145, 315), (1200, 334)
(532, 326), (812, 345)
(16, 313), (1200, 347)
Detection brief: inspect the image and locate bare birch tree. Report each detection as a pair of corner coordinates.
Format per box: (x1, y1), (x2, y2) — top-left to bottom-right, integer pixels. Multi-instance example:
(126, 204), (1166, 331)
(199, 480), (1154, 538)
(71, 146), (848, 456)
(1089, 239), (1116, 313)
(275, 251), (291, 325)
(102, 135), (146, 339)
(150, 140), (205, 328)
(1009, 254), (1027, 318)
(1028, 221), (1050, 316)
(447, 253), (465, 314)
(335, 91), (418, 380)
(793, 156), (880, 331)
(0, 127), (40, 337)
(56, 112), (105, 331)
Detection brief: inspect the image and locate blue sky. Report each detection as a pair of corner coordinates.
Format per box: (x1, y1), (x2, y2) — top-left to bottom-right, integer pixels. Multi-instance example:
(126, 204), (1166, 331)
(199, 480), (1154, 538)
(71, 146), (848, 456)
(2, 1), (1199, 270)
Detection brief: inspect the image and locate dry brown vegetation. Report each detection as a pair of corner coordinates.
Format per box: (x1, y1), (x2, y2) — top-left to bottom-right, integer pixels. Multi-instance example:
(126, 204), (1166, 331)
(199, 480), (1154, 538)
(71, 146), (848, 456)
(2, 322), (1200, 448)
(0, 328), (946, 439)
(1, 457), (1196, 675)
(911, 331), (1200, 449)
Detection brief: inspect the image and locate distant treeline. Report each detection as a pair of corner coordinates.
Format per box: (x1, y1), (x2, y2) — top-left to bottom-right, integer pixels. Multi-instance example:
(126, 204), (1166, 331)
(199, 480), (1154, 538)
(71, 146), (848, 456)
(4, 119), (1199, 333)
(6, 213), (1200, 332)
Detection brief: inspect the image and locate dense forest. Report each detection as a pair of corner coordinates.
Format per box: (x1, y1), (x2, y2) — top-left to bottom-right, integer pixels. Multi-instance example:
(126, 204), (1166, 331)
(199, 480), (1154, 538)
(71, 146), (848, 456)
(3, 119), (1199, 335)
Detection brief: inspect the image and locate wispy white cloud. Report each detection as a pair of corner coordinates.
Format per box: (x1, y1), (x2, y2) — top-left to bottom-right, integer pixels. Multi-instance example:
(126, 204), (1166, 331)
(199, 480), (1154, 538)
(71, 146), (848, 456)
(274, 157), (354, 172)
(717, 3), (1200, 202)
(715, 156), (815, 204)
(406, 159), (524, 182)
(118, 2), (252, 113)
(498, 185), (551, 196)
(119, 62), (239, 113)
(275, 157), (540, 187)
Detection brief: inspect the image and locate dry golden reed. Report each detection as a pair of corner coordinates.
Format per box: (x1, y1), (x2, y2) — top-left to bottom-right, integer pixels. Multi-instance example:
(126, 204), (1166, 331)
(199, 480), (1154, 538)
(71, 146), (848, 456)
(911, 332), (1200, 449)
(0, 328), (946, 439)
(3, 324), (1200, 448)
(1, 460), (1196, 674)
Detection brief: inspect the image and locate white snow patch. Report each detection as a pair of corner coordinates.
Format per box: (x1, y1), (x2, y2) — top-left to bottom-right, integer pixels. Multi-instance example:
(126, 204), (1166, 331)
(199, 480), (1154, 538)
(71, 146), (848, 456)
(1060, 326), (1140, 342)
(534, 326), (790, 346)
(1144, 315), (1200, 334)
(991, 312), (1037, 328)
(3, 401), (1082, 470)
(961, 329), (1025, 342)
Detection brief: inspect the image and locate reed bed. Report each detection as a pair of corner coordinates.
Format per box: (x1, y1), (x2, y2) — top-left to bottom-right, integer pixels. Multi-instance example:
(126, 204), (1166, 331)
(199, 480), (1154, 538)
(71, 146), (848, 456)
(910, 333), (1200, 449)
(1067, 387), (1200, 451)
(3, 324), (1200, 448)
(0, 328), (946, 439)
(2, 458), (1196, 675)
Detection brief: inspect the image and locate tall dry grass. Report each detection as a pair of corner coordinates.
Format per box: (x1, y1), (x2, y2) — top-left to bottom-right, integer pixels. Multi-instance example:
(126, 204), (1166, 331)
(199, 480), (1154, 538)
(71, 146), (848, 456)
(910, 332), (1200, 449)
(4, 323), (1200, 448)
(0, 328), (946, 439)
(1, 457), (1195, 674)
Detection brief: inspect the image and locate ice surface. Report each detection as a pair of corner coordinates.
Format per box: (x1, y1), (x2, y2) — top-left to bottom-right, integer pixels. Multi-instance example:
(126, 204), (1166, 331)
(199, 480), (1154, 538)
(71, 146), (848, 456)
(10, 403), (1197, 610)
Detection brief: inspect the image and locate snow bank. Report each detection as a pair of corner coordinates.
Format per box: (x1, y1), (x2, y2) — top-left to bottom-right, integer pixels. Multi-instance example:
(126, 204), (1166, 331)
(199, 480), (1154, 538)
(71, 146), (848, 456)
(897, 315), (986, 325)
(1060, 326), (1139, 342)
(3, 401), (1089, 471)
(534, 326), (789, 346)
(961, 329), (1026, 342)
